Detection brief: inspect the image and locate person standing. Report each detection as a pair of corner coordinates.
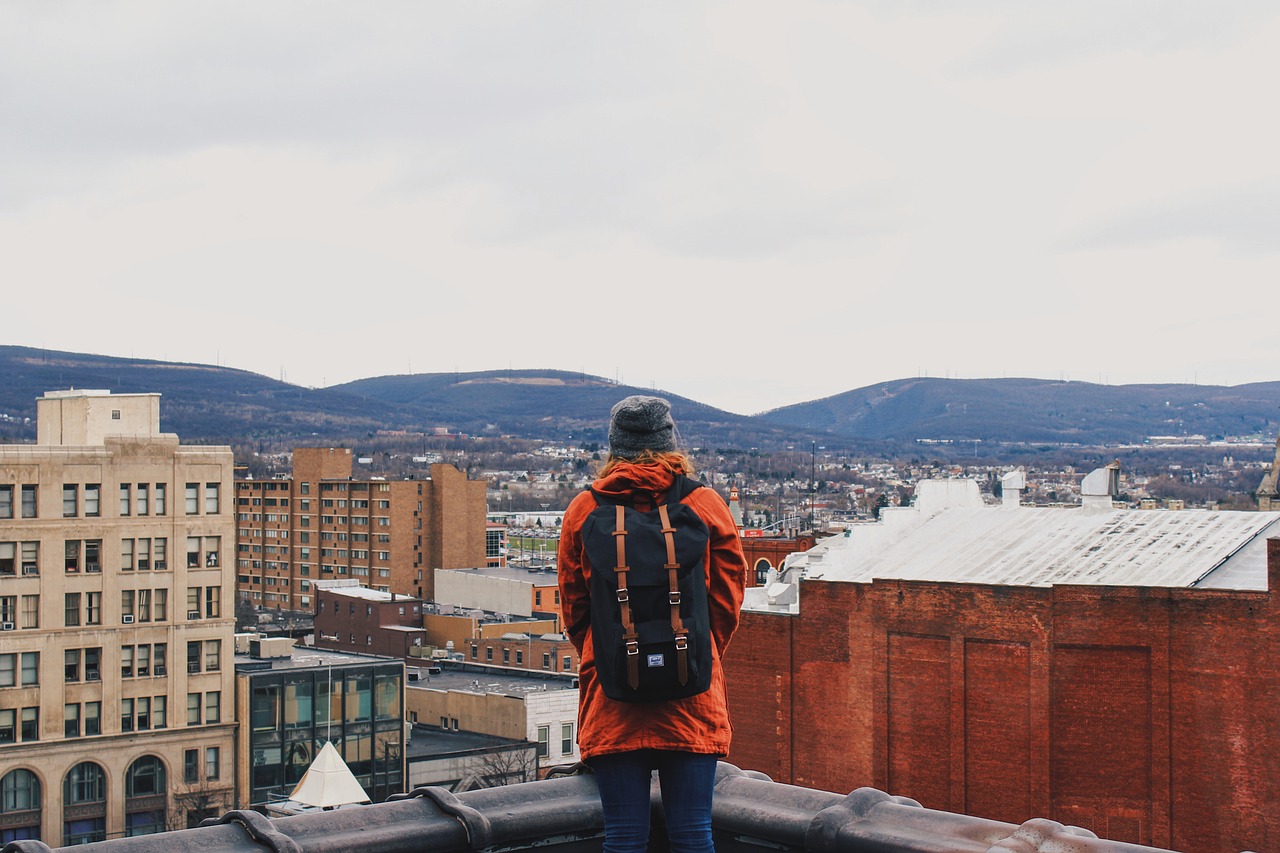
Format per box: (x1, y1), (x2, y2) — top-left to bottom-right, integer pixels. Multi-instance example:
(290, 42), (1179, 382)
(558, 396), (748, 853)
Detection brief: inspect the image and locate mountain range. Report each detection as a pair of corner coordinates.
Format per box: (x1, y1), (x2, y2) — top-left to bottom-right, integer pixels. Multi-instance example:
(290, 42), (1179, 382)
(1, 346), (1278, 453)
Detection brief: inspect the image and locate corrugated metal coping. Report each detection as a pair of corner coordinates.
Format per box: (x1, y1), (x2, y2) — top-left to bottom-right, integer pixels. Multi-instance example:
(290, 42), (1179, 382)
(0, 762), (1242, 853)
(798, 505), (1280, 590)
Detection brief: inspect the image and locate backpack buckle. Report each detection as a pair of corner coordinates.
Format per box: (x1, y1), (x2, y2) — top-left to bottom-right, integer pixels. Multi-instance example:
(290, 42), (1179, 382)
(668, 591), (681, 605)
(626, 640), (639, 656)
(674, 634), (688, 651)
(616, 587), (629, 603)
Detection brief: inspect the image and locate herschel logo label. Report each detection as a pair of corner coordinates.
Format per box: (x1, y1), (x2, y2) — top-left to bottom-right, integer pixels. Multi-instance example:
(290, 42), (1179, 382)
(646, 653), (666, 669)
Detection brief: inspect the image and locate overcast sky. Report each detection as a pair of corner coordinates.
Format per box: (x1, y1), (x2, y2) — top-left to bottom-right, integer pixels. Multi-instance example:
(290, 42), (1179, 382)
(4, 2), (1278, 415)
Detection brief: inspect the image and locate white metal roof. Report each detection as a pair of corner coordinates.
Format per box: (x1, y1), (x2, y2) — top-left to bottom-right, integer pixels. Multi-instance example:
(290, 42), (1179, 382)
(790, 484), (1280, 591)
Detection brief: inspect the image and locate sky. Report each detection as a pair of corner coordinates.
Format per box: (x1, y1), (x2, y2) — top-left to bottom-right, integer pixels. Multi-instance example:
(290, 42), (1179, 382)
(3, 2), (1279, 416)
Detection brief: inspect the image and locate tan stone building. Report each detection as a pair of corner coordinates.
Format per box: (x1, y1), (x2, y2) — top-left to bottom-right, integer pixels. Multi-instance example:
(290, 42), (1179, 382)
(0, 390), (236, 844)
(234, 449), (487, 613)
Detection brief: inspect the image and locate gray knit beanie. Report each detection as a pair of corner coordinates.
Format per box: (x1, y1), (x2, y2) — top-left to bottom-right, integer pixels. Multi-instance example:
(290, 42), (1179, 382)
(608, 395), (677, 459)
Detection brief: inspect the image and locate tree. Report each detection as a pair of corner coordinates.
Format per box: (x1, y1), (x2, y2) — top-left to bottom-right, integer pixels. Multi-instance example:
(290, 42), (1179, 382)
(168, 781), (231, 830)
(469, 743), (539, 789)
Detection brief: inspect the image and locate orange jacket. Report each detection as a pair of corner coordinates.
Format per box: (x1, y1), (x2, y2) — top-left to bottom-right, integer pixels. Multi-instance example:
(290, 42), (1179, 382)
(557, 462), (747, 760)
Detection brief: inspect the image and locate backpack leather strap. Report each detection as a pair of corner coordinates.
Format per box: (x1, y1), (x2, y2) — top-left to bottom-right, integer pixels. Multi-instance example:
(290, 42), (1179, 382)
(613, 504), (640, 690)
(657, 503), (689, 686)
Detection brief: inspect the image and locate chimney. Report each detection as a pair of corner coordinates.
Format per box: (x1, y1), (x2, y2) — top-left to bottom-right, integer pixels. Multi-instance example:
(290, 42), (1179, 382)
(1000, 470), (1026, 508)
(1080, 461), (1121, 513)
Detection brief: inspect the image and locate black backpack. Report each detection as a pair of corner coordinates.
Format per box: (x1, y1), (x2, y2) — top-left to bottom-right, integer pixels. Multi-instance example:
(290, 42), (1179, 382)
(579, 475), (713, 703)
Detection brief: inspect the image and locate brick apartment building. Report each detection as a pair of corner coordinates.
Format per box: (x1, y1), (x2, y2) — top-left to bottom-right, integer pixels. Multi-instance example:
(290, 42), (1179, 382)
(235, 448), (487, 613)
(0, 390), (237, 844)
(723, 474), (1280, 853)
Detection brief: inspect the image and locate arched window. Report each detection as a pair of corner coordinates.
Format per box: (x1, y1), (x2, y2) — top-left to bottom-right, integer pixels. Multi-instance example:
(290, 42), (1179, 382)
(63, 762), (106, 845)
(124, 756), (167, 836)
(1, 768), (41, 844)
(754, 558), (772, 586)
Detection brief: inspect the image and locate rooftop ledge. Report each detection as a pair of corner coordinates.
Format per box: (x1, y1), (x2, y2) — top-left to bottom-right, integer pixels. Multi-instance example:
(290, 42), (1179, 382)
(3, 762), (1211, 853)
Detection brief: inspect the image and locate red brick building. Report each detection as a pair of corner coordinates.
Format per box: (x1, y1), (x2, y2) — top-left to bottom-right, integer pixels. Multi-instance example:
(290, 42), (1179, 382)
(313, 584), (429, 658)
(723, 477), (1280, 853)
(235, 448), (487, 613)
(464, 633), (578, 674)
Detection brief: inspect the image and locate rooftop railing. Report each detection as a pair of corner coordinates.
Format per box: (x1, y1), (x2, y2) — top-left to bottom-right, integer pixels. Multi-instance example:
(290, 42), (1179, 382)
(2, 762), (1198, 853)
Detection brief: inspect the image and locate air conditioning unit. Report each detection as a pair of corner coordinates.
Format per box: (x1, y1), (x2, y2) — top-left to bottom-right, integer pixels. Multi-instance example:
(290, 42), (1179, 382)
(85, 562), (100, 573)
(187, 610), (201, 620)
(21, 564), (38, 575)
(86, 669), (100, 680)
(0, 622), (14, 631)
(122, 614), (135, 624)
(188, 662), (201, 674)
(154, 665), (166, 676)
(154, 561), (167, 570)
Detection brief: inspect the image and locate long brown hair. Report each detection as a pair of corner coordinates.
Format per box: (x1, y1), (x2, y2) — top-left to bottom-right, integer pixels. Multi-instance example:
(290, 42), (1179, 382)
(596, 449), (696, 478)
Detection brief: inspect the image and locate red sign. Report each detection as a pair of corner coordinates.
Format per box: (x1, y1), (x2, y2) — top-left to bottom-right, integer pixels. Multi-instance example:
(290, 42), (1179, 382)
(741, 529), (764, 538)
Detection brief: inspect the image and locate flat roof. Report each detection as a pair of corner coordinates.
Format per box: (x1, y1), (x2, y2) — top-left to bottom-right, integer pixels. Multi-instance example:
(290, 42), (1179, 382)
(407, 664), (576, 696)
(235, 646), (405, 671)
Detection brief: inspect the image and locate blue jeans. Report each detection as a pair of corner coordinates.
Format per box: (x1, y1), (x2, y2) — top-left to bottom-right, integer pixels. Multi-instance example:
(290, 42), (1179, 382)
(589, 750), (718, 853)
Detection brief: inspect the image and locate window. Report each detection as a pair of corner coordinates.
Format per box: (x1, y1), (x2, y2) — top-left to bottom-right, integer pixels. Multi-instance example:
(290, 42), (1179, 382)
(18, 543), (35, 577)
(121, 539), (134, 571)
(0, 655), (12, 688)
(187, 693), (201, 725)
(84, 701), (101, 736)
(0, 596), (13, 625)
(16, 707), (36, 743)
(20, 596), (37, 629)
(503, 648), (510, 664)
(0, 543), (13, 576)
(20, 652), (37, 686)
(65, 593), (81, 627)
(64, 703), (80, 738)
(486, 647), (493, 662)
(185, 483), (199, 515)
(20, 485), (36, 518)
(84, 647), (100, 681)
(136, 483), (149, 516)
(187, 642), (201, 674)
(62, 484), (78, 517)
(84, 483), (100, 517)
(562, 723), (574, 755)
(154, 643), (167, 676)
(120, 483), (131, 516)
(121, 590), (135, 621)
(154, 483), (167, 515)
(184, 750), (199, 784)
(137, 589), (151, 623)
(187, 587), (200, 618)
(563, 655), (572, 672)
(154, 589), (167, 622)
(204, 640), (220, 672)
(153, 537), (167, 570)
(536, 725), (550, 758)
(121, 646), (134, 678)
(205, 691), (220, 723)
(206, 746), (220, 780)
(65, 539), (81, 573)
(205, 586), (221, 618)
(543, 653), (551, 669)
(86, 591), (102, 625)
(64, 649), (81, 682)
(205, 483), (220, 514)
(121, 698), (134, 732)
(0, 486), (10, 519)
(85, 539), (100, 573)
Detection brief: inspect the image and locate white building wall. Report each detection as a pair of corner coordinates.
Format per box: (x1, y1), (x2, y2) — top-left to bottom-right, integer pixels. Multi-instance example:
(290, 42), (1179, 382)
(433, 570), (532, 617)
(525, 689), (581, 767)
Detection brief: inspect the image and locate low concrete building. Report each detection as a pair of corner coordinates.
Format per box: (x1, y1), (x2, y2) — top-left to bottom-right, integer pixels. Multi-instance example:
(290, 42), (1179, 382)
(405, 664), (578, 775)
